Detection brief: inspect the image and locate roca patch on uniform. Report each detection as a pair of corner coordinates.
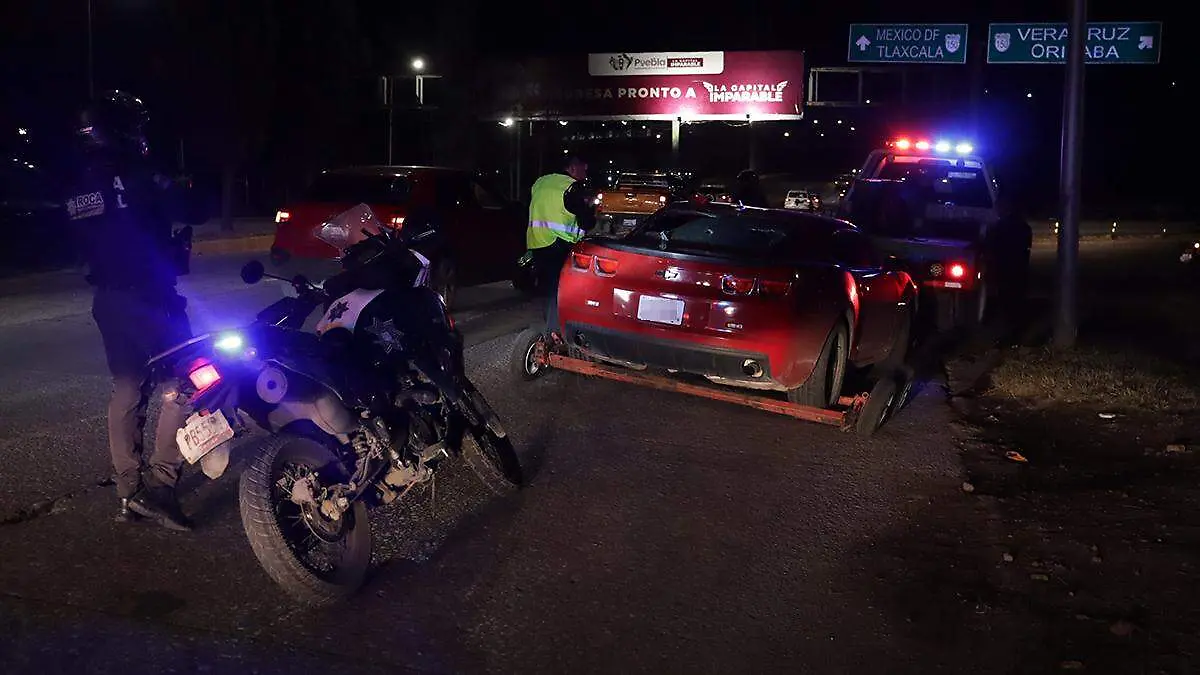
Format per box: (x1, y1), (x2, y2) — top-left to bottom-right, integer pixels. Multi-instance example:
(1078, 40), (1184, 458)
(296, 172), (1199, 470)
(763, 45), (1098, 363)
(66, 191), (106, 220)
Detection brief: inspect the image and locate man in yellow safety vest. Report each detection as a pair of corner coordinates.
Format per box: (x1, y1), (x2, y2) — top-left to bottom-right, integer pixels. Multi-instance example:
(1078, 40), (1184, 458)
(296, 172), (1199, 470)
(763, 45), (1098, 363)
(526, 154), (593, 331)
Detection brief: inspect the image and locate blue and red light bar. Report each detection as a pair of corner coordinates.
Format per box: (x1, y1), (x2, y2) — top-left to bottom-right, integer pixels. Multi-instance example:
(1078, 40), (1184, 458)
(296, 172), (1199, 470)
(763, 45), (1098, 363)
(889, 137), (974, 156)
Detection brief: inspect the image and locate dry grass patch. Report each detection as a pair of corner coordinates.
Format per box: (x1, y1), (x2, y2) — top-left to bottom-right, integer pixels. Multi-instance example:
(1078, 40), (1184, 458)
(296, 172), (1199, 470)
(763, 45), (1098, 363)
(988, 346), (1200, 411)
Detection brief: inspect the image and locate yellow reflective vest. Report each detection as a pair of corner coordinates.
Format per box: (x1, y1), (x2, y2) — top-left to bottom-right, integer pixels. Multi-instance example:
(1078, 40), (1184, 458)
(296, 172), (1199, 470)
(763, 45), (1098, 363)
(526, 173), (583, 249)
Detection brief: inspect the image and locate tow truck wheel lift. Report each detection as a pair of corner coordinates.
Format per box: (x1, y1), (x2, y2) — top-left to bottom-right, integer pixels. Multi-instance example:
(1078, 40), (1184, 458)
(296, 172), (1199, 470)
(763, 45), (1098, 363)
(511, 328), (908, 437)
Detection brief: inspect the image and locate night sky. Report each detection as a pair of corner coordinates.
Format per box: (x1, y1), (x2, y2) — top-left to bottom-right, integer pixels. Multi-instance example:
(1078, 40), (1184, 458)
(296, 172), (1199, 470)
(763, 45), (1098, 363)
(0, 0), (1188, 217)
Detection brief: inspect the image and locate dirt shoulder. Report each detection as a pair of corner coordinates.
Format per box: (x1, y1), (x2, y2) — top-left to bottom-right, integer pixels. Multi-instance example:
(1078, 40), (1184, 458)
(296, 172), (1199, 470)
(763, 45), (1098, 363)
(917, 236), (1200, 672)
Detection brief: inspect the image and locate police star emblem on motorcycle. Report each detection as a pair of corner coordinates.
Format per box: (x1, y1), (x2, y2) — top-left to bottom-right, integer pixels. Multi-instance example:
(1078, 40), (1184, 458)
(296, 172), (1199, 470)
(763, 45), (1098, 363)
(366, 317), (405, 354)
(326, 300), (350, 322)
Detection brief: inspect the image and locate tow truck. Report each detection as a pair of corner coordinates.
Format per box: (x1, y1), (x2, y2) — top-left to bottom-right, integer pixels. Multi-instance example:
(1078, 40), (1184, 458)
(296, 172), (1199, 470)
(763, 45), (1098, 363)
(838, 136), (1001, 331)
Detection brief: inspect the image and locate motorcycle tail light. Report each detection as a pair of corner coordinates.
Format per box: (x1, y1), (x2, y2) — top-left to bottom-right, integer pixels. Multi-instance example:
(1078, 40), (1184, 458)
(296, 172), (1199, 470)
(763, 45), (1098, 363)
(274, 210), (290, 223)
(571, 253), (592, 271)
(948, 262), (967, 279)
(389, 216), (405, 227)
(188, 364), (222, 392)
(594, 256), (619, 276)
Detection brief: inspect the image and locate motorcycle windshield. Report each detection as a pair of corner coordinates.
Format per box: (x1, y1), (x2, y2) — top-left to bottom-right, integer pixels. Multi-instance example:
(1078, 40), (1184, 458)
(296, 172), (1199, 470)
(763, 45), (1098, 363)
(314, 203), (385, 251)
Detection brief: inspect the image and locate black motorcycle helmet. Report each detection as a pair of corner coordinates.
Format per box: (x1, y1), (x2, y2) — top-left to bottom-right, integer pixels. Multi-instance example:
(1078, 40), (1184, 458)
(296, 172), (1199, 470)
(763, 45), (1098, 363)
(77, 89), (150, 157)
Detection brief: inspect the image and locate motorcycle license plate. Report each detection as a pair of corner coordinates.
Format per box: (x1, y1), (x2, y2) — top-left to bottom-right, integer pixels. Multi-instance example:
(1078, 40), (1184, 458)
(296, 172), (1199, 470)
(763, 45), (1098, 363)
(1182, 252), (1194, 263)
(176, 411), (235, 464)
(623, 218), (637, 229)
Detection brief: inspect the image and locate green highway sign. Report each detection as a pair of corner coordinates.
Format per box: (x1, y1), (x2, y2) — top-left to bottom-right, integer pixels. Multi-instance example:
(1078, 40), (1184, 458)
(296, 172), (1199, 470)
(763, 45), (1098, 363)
(848, 24), (969, 64)
(987, 21), (1162, 64)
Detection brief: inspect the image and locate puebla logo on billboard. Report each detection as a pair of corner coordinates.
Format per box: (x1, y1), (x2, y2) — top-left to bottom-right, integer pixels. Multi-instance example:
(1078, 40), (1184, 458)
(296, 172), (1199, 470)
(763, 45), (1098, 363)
(589, 51), (725, 77)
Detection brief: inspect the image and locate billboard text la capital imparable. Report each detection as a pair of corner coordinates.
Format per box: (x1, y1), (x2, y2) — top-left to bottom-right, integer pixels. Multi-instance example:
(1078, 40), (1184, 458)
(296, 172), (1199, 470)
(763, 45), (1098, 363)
(491, 50), (805, 120)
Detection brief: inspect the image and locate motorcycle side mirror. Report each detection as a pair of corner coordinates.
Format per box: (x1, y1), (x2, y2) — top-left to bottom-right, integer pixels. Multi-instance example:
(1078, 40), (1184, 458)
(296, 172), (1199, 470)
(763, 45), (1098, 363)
(241, 260), (266, 285)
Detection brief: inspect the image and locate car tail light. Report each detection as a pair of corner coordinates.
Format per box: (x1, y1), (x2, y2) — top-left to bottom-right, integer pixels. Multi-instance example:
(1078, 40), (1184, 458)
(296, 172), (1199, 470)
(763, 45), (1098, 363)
(948, 262), (967, 279)
(759, 279), (792, 296)
(274, 210), (291, 224)
(571, 253), (592, 271)
(720, 275), (756, 295)
(594, 256), (619, 276)
(188, 363), (222, 392)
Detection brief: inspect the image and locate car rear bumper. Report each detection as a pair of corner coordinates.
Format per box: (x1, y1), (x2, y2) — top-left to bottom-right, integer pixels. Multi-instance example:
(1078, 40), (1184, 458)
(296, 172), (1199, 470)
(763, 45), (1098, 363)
(563, 322), (783, 390)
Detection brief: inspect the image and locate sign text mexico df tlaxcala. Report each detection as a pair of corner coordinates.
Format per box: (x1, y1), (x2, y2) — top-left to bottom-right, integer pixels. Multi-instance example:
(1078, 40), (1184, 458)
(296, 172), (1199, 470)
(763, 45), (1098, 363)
(847, 24), (969, 64)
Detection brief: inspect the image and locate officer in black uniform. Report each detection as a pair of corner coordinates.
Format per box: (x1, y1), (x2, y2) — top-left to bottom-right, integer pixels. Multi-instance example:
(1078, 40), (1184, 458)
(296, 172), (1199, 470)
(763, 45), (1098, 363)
(732, 169), (768, 208)
(65, 90), (204, 531)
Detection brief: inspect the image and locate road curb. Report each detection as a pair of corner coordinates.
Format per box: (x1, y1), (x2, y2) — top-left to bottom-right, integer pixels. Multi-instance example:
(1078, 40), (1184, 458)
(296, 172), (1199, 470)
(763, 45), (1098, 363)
(192, 235), (274, 256)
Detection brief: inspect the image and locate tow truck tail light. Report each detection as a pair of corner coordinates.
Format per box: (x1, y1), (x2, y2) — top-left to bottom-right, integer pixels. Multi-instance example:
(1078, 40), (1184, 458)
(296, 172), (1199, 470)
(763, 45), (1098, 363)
(188, 363), (222, 393)
(274, 210), (291, 224)
(594, 256), (619, 276)
(571, 253), (592, 271)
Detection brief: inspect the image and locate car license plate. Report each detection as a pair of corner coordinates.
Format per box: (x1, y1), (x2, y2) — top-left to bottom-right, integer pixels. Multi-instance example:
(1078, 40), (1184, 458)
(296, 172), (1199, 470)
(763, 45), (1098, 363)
(176, 411), (235, 464)
(636, 295), (684, 326)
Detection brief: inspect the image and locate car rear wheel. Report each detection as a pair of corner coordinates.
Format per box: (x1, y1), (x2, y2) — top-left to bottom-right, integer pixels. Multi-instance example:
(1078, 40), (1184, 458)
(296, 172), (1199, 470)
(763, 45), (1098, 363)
(787, 321), (849, 409)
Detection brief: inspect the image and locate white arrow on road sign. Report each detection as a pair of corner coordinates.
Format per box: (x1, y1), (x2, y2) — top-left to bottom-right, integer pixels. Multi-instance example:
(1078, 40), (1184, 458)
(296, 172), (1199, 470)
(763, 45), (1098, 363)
(1138, 35), (1154, 49)
(855, 35), (871, 51)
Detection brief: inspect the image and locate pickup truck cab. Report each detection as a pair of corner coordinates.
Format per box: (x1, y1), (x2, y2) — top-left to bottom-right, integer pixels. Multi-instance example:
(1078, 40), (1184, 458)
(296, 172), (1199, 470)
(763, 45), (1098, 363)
(838, 137), (1003, 331)
(596, 172), (690, 235)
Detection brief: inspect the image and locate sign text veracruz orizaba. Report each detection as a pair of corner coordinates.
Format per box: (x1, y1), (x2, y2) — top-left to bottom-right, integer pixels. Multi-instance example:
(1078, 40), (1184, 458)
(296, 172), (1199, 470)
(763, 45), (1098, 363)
(489, 51), (805, 121)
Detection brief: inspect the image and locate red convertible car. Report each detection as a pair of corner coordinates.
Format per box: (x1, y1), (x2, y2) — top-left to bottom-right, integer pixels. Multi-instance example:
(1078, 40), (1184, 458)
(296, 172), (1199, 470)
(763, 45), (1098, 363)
(555, 203), (917, 408)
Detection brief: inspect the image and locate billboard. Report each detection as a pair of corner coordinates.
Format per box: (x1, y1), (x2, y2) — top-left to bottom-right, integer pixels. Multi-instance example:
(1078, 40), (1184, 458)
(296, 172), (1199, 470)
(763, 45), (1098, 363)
(488, 50), (805, 121)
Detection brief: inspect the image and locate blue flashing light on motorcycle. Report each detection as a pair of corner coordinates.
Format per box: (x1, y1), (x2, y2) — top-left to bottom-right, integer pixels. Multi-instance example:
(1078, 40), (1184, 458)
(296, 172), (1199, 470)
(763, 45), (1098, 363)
(214, 332), (245, 354)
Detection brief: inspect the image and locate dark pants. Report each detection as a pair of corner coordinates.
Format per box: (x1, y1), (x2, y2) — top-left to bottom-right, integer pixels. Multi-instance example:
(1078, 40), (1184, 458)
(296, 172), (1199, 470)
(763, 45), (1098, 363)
(91, 287), (192, 499)
(531, 239), (573, 333)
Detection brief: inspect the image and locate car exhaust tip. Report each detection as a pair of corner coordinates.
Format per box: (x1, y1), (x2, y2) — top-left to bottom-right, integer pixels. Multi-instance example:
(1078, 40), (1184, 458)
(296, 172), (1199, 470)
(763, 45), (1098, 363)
(742, 359), (764, 378)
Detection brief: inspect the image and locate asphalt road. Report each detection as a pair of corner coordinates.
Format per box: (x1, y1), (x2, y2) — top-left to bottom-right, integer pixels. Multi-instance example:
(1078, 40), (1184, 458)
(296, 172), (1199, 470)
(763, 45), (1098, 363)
(1, 238), (1185, 673)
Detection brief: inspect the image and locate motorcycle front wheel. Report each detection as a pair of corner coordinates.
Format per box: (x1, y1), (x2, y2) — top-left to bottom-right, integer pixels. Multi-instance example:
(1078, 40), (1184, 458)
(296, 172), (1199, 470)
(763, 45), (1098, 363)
(462, 428), (523, 496)
(239, 432), (372, 607)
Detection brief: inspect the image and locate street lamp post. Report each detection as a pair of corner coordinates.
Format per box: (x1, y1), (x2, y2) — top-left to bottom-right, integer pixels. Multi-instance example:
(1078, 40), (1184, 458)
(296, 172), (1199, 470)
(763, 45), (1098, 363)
(86, 0), (94, 99)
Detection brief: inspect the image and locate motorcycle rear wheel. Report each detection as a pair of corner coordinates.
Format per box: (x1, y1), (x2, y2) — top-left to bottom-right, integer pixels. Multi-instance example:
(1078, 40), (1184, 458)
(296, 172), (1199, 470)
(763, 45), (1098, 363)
(239, 432), (372, 607)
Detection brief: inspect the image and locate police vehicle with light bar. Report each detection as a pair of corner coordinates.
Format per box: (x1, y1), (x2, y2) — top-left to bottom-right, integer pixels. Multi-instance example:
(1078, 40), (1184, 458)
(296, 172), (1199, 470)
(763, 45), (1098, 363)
(838, 136), (1004, 331)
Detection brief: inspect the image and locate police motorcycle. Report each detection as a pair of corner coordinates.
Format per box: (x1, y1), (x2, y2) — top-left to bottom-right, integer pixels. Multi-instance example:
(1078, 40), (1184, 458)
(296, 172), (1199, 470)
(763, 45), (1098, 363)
(139, 203), (521, 606)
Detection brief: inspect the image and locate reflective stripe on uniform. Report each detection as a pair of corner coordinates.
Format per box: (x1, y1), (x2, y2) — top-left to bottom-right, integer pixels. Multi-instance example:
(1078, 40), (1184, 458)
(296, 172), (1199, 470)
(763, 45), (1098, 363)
(528, 219), (583, 238)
